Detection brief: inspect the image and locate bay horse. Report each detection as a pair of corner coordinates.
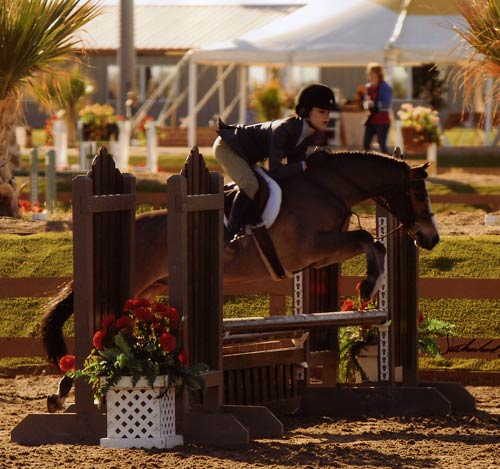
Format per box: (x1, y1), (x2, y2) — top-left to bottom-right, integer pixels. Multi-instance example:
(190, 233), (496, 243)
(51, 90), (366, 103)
(42, 149), (439, 410)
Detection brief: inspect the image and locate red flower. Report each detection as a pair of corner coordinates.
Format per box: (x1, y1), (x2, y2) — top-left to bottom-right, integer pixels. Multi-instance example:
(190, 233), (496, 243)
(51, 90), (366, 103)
(159, 332), (177, 352)
(115, 315), (132, 329)
(178, 350), (189, 366)
(134, 306), (154, 322)
(59, 354), (76, 372)
(152, 302), (169, 315)
(93, 329), (106, 349)
(165, 306), (179, 326)
(418, 310), (425, 326)
(123, 298), (151, 312)
(341, 299), (356, 311)
(355, 282), (362, 292)
(101, 313), (115, 330)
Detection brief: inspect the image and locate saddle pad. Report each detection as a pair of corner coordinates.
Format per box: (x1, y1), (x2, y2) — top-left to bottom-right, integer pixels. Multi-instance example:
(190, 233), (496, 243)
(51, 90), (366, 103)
(251, 166), (282, 229)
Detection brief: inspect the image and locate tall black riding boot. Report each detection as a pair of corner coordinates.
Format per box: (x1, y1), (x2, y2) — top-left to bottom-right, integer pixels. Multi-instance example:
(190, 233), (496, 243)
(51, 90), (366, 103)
(225, 190), (255, 245)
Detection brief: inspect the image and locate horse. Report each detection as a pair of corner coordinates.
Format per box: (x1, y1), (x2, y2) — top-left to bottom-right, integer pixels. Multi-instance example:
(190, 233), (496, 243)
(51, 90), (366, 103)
(41, 148), (439, 411)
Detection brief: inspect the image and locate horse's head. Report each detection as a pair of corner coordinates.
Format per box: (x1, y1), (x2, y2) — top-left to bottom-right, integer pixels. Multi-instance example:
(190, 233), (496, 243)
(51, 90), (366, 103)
(385, 161), (439, 250)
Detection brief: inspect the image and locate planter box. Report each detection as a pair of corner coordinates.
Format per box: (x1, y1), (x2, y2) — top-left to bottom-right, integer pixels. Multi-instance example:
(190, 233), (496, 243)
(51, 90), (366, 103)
(100, 375), (183, 449)
(401, 127), (431, 154)
(356, 344), (379, 382)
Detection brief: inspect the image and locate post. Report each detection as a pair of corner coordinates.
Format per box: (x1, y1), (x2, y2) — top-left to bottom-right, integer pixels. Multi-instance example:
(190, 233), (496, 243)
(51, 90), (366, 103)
(238, 65), (248, 124)
(146, 121), (158, 173)
(30, 148), (38, 207)
(45, 150), (56, 215)
(188, 60), (197, 148)
(426, 143), (437, 176)
(53, 119), (68, 168)
(115, 120), (131, 170)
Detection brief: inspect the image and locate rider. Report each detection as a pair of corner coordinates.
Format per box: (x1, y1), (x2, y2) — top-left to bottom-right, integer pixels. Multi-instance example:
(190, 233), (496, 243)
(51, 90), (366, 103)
(213, 83), (337, 244)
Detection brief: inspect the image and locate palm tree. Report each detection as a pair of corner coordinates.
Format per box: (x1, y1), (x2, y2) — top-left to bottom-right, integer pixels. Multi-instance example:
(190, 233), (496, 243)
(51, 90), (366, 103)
(31, 67), (95, 148)
(0, 0), (101, 216)
(453, 0), (500, 111)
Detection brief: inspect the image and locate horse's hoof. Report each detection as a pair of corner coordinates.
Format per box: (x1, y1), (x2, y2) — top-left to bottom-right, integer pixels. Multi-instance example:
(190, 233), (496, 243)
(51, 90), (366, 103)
(47, 394), (63, 413)
(358, 279), (373, 304)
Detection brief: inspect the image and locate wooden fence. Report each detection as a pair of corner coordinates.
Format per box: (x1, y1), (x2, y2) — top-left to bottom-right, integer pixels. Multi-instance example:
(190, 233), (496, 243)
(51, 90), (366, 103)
(35, 191), (500, 210)
(1, 275), (499, 358)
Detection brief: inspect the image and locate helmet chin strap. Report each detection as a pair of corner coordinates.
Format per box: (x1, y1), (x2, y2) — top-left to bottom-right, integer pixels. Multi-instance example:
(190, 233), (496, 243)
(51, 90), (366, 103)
(305, 118), (318, 131)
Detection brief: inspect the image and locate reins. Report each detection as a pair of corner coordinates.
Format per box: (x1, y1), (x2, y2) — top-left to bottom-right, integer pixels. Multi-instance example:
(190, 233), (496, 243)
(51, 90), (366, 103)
(329, 163), (409, 240)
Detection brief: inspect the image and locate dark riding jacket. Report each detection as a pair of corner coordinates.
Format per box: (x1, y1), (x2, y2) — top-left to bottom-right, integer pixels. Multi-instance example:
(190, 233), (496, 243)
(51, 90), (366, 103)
(217, 116), (324, 179)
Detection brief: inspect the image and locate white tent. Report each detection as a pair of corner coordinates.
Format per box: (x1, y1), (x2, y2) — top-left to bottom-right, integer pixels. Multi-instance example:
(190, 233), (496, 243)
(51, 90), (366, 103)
(187, 0), (471, 145)
(388, 0), (464, 65)
(191, 0), (401, 66)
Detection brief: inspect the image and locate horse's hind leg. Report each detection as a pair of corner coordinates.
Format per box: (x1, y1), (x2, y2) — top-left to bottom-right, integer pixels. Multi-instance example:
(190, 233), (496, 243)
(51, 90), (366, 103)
(308, 229), (386, 302)
(47, 375), (74, 412)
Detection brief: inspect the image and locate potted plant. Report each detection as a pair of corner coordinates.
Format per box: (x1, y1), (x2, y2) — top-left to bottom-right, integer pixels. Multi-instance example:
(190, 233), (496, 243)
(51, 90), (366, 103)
(338, 294), (380, 383)
(417, 311), (456, 357)
(338, 305), (456, 384)
(339, 324), (379, 383)
(59, 298), (206, 449)
(397, 103), (441, 153)
(79, 103), (120, 143)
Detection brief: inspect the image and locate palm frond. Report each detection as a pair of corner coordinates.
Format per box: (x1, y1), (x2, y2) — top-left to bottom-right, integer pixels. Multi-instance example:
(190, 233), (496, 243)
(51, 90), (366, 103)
(452, 0), (500, 115)
(0, 0), (102, 99)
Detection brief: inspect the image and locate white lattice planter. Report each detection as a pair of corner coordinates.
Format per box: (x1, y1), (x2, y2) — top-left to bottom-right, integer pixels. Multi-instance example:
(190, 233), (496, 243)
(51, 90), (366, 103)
(100, 375), (183, 449)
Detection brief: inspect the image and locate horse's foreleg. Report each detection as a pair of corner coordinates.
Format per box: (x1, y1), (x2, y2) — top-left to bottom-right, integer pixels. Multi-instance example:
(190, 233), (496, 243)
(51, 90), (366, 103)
(308, 229), (386, 302)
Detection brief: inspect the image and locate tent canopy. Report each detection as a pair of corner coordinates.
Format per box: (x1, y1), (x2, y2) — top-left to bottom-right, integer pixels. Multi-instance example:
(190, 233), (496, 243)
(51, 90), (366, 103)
(190, 0), (465, 67)
(191, 0), (400, 66)
(389, 0), (464, 64)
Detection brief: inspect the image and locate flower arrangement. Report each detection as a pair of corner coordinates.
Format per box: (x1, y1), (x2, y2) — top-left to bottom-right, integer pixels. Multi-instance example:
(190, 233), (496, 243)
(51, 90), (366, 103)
(59, 298), (206, 398)
(79, 103), (121, 142)
(338, 293), (456, 382)
(251, 79), (294, 121)
(397, 103), (441, 145)
(339, 294), (379, 382)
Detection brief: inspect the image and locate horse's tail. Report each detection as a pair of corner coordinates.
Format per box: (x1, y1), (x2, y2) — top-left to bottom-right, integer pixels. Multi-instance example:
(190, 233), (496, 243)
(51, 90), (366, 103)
(41, 281), (74, 367)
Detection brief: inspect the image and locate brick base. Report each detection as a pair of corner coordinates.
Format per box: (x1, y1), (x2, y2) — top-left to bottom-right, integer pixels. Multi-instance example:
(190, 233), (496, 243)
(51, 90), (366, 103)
(158, 127), (216, 147)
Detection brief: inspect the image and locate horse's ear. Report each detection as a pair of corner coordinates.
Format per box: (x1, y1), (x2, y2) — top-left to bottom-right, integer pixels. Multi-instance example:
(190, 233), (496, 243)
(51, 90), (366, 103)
(393, 147), (402, 159)
(411, 161), (431, 178)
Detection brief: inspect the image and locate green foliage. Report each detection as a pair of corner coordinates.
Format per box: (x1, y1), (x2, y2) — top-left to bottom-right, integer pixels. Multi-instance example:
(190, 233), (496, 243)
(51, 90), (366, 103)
(251, 80), (293, 121)
(0, 0), (102, 99)
(419, 298), (500, 338)
(420, 357), (500, 372)
(339, 326), (378, 383)
(0, 233), (72, 277)
(223, 295), (271, 318)
(418, 317), (456, 357)
(0, 299), (46, 337)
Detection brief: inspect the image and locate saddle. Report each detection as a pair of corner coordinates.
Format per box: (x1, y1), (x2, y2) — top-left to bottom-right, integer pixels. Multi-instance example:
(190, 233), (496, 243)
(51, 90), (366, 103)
(224, 168), (287, 280)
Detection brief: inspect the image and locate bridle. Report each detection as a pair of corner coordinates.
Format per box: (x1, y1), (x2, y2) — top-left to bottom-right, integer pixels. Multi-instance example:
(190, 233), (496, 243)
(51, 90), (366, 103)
(331, 162), (433, 242)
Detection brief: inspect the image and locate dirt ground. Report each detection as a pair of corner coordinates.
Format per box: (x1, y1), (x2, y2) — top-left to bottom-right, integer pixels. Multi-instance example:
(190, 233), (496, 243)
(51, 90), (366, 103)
(0, 375), (499, 469)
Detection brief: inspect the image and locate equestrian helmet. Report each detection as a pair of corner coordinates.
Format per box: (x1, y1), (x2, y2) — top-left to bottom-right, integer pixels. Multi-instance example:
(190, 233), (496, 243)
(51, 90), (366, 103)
(295, 84), (336, 117)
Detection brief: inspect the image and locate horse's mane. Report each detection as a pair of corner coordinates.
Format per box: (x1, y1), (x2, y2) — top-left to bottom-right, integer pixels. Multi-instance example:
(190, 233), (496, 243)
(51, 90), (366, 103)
(312, 149), (409, 170)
